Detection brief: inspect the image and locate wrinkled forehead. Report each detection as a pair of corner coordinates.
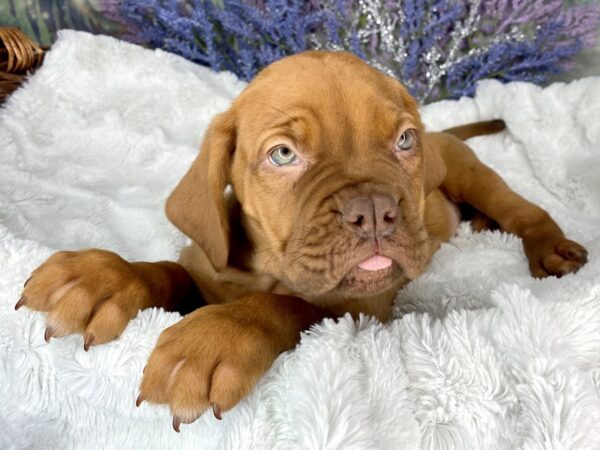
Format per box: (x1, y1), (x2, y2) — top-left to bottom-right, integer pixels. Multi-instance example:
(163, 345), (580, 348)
(232, 52), (419, 150)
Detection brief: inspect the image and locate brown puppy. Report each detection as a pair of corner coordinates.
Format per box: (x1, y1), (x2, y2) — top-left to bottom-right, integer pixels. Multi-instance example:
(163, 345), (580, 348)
(16, 51), (587, 431)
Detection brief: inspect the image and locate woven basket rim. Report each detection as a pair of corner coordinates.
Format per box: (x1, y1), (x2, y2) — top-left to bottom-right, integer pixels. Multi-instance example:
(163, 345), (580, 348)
(0, 27), (47, 102)
(0, 27), (46, 74)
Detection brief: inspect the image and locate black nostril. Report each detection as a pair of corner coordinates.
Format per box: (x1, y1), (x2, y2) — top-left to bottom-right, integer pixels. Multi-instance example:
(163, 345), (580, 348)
(342, 196), (375, 234)
(342, 193), (397, 237)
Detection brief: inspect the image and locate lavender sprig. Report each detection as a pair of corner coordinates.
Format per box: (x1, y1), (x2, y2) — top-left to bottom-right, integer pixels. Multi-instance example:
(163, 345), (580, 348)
(101, 0), (600, 102)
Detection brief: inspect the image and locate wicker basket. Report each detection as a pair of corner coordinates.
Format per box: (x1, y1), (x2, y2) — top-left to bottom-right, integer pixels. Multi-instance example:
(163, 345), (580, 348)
(0, 27), (47, 102)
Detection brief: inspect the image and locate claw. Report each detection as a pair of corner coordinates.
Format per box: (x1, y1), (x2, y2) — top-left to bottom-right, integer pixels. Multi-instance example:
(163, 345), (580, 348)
(15, 296), (27, 311)
(568, 248), (588, 263)
(135, 394), (144, 407)
(559, 243), (588, 263)
(212, 403), (222, 420)
(24, 276), (32, 288)
(172, 416), (182, 433)
(83, 333), (95, 352)
(44, 326), (55, 343)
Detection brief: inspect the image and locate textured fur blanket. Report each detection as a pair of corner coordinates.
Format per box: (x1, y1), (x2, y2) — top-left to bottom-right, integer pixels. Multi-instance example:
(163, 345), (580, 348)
(1, 31), (599, 450)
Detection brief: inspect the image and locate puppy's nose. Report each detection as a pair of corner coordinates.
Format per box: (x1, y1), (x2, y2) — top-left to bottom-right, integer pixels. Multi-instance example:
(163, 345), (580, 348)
(342, 193), (398, 237)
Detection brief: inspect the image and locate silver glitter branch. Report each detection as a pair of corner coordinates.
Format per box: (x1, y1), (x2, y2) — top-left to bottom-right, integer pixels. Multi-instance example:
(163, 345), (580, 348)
(310, 0), (529, 103)
(421, 0), (483, 102)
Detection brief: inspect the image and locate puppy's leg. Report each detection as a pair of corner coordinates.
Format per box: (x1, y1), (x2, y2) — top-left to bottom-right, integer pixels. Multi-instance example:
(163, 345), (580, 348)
(17, 249), (201, 349)
(138, 293), (327, 431)
(458, 204), (500, 232)
(431, 132), (588, 278)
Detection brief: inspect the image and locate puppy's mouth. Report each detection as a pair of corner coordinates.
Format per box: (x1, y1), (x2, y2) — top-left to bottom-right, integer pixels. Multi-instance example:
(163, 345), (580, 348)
(336, 253), (404, 296)
(357, 254), (393, 271)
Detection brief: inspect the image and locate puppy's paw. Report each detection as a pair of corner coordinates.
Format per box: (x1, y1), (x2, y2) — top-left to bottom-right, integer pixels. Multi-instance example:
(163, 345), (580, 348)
(17, 249), (153, 349)
(523, 232), (588, 278)
(138, 302), (281, 432)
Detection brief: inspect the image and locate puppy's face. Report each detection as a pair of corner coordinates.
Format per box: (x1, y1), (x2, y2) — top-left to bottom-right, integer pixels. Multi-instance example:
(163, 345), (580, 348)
(228, 52), (434, 300)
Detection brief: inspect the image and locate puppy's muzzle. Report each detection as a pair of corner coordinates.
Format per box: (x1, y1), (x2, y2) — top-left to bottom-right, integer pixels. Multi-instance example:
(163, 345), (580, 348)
(342, 193), (398, 238)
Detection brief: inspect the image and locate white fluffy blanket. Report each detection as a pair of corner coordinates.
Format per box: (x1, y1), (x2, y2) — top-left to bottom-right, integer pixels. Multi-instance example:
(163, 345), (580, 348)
(1, 31), (599, 450)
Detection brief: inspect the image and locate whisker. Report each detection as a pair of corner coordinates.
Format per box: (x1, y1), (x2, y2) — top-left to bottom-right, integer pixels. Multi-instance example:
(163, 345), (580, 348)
(429, 253), (442, 266)
(255, 101), (294, 121)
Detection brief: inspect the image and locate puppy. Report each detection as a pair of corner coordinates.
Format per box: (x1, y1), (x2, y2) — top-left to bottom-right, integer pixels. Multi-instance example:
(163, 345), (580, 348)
(16, 51), (588, 431)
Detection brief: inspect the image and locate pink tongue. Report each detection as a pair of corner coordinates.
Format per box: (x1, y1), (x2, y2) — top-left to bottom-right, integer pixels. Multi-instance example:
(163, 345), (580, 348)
(358, 255), (393, 271)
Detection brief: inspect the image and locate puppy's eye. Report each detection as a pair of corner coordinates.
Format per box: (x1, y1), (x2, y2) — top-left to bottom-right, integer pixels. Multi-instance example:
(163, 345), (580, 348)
(269, 146), (298, 166)
(396, 129), (416, 151)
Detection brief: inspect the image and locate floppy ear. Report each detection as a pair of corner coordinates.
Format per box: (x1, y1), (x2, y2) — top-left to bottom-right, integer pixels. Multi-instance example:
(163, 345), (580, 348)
(165, 110), (236, 272)
(422, 135), (447, 194)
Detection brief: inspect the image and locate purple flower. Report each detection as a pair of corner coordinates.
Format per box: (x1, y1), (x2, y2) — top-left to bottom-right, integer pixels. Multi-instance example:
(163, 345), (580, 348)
(101, 0), (600, 102)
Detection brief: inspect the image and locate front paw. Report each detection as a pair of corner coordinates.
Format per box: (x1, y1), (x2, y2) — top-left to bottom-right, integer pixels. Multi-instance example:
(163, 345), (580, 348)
(137, 300), (282, 432)
(17, 249), (153, 349)
(523, 230), (588, 278)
